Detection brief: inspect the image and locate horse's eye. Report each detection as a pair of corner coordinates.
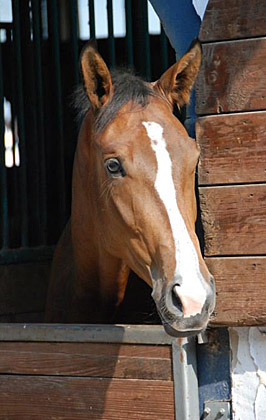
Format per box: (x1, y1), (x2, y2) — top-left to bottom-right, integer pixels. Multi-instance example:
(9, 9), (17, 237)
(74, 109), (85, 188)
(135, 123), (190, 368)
(105, 158), (125, 177)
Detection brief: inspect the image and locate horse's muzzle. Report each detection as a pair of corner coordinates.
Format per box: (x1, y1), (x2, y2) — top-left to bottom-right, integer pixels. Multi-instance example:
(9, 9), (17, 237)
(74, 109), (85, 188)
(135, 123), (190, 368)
(152, 275), (216, 337)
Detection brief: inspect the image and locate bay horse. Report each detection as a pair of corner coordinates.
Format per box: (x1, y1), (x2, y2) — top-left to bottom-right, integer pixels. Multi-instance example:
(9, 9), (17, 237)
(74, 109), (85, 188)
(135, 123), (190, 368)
(45, 40), (215, 336)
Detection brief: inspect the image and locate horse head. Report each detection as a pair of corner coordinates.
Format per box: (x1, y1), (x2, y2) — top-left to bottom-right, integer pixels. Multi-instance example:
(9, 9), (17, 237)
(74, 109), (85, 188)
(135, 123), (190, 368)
(72, 40), (215, 336)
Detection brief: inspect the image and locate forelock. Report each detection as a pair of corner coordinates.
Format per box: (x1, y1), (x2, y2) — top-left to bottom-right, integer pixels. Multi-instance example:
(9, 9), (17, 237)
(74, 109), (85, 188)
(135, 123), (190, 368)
(73, 69), (157, 132)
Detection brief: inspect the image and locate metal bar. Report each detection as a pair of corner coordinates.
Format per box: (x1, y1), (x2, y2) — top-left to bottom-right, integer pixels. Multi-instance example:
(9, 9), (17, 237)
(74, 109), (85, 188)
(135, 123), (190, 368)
(0, 43), (9, 249)
(139, 0), (151, 80)
(20, 0), (41, 247)
(70, 0), (79, 85)
(48, 0), (66, 227)
(125, 0), (134, 67)
(10, 61), (21, 247)
(0, 245), (55, 265)
(142, 0), (151, 80)
(32, 0), (47, 245)
(160, 24), (168, 73)
(141, 0), (151, 80)
(107, 0), (116, 67)
(0, 323), (174, 344)
(88, 0), (95, 39)
(12, 0), (29, 246)
(172, 338), (200, 419)
(132, 0), (151, 80)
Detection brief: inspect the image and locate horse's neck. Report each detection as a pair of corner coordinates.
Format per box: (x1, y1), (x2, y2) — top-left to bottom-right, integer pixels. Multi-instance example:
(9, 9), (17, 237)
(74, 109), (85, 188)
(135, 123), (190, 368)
(71, 215), (130, 320)
(71, 114), (99, 291)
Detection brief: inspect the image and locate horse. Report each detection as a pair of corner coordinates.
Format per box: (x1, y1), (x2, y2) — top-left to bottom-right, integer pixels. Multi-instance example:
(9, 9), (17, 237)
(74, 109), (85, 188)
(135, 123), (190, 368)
(45, 39), (215, 337)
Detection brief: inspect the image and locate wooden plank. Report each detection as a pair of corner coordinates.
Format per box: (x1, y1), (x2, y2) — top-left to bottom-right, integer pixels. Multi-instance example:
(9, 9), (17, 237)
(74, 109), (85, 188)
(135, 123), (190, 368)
(196, 38), (266, 115)
(0, 342), (172, 380)
(199, 184), (266, 255)
(207, 257), (266, 326)
(0, 375), (175, 419)
(196, 112), (266, 185)
(0, 261), (50, 315)
(200, 0), (266, 42)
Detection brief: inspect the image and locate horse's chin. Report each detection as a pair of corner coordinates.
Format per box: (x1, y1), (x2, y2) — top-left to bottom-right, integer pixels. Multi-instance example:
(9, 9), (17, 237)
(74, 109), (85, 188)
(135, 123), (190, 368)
(162, 322), (205, 338)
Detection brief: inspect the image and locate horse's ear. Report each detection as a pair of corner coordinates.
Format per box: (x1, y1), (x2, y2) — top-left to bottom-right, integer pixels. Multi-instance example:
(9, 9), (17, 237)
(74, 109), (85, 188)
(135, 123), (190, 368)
(80, 45), (113, 110)
(154, 39), (202, 108)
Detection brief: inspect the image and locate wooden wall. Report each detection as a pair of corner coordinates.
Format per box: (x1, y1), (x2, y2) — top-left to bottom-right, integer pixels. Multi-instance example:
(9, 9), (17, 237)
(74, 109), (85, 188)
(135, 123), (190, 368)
(196, 0), (266, 326)
(0, 326), (175, 420)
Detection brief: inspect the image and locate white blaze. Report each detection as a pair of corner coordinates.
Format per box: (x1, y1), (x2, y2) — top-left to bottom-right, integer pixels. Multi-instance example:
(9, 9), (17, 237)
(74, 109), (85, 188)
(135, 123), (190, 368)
(143, 121), (207, 316)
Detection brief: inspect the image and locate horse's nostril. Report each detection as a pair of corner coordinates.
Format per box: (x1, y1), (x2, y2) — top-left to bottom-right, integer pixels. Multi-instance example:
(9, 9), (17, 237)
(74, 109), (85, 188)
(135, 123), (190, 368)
(172, 285), (183, 314)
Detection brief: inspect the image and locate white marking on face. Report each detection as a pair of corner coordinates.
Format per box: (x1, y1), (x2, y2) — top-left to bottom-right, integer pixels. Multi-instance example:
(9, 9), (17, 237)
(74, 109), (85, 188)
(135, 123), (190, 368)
(142, 121), (207, 317)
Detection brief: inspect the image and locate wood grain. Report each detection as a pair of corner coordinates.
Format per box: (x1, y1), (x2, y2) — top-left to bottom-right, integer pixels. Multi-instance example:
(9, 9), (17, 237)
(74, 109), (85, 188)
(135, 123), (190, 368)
(200, 0), (266, 42)
(196, 112), (266, 185)
(196, 0), (266, 328)
(199, 184), (266, 256)
(0, 342), (172, 380)
(206, 257), (266, 326)
(196, 38), (266, 115)
(0, 375), (175, 420)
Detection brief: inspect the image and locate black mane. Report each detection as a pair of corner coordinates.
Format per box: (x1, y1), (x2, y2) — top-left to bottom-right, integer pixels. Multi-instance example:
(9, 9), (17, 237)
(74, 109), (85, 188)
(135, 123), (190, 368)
(73, 69), (157, 132)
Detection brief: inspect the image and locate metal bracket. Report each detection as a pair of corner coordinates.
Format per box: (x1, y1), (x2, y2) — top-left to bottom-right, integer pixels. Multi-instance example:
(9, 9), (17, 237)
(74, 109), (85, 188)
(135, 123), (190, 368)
(172, 337), (200, 420)
(202, 401), (230, 420)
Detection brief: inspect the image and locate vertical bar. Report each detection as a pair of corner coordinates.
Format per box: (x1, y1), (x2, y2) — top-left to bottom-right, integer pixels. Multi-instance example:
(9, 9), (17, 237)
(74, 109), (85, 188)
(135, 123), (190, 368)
(20, 0), (42, 246)
(17, 0), (36, 245)
(0, 43), (9, 249)
(172, 338), (200, 419)
(9, 31), (20, 247)
(125, 0), (133, 67)
(160, 24), (168, 73)
(141, 0), (150, 80)
(88, 0), (95, 39)
(12, 0), (29, 246)
(107, 0), (115, 67)
(10, 102), (20, 247)
(132, 0), (151, 80)
(32, 0), (47, 245)
(70, 0), (79, 85)
(48, 0), (66, 227)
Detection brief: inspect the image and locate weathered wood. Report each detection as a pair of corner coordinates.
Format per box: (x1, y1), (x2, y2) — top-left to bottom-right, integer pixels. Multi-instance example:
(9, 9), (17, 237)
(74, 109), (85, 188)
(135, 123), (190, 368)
(0, 375), (175, 419)
(207, 257), (266, 326)
(196, 0), (266, 328)
(196, 112), (266, 185)
(0, 262), (50, 315)
(0, 342), (172, 380)
(196, 38), (266, 115)
(200, 0), (266, 42)
(199, 184), (266, 256)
